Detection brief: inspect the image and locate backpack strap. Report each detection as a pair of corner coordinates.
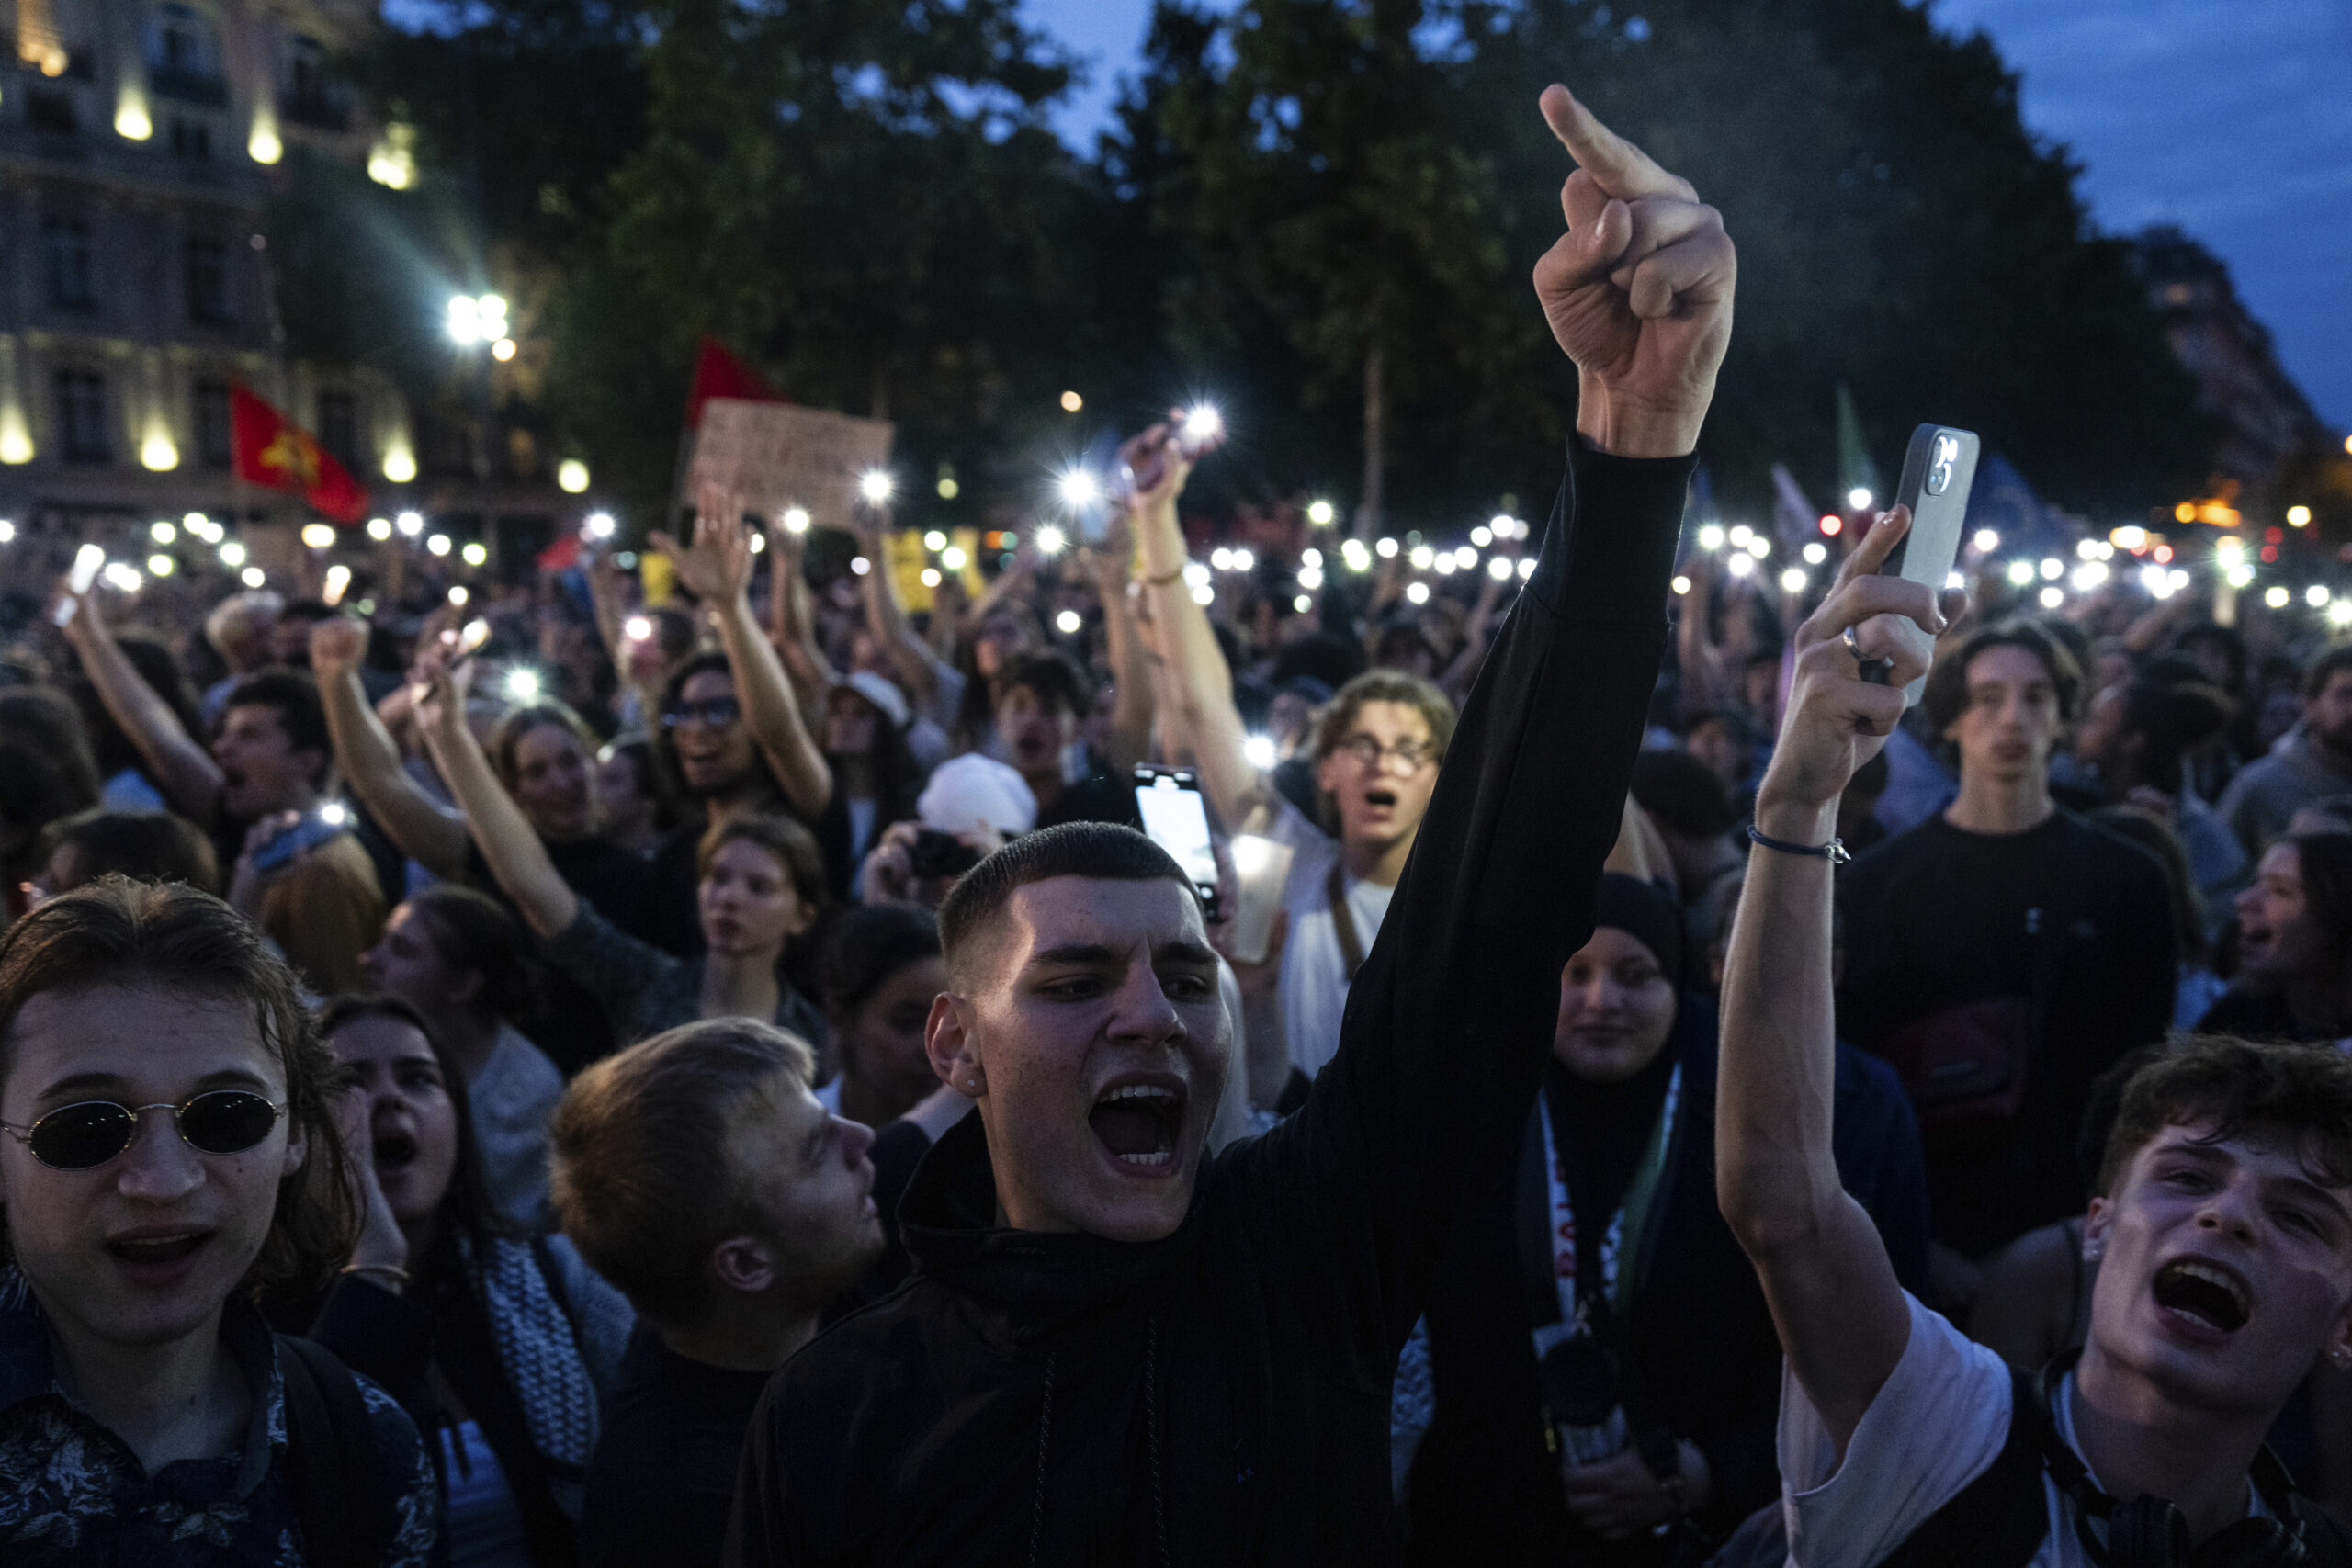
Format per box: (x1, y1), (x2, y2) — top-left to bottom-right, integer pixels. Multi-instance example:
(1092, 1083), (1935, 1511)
(1879, 1366), (2049, 1568)
(276, 1333), (396, 1568)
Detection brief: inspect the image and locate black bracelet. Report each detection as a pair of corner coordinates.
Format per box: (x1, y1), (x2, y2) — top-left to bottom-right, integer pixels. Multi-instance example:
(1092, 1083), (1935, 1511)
(1746, 823), (1850, 865)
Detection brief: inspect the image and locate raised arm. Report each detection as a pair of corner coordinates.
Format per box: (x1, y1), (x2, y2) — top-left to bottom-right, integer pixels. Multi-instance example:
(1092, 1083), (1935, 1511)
(1716, 508), (1957, 1460)
(847, 512), (944, 710)
(56, 586), (224, 821)
(653, 487), (832, 819)
(416, 658), (580, 940)
(1081, 505), (1155, 774)
(310, 616), (472, 878)
(765, 522), (839, 705)
(1238, 85), (1731, 1347)
(1130, 428), (1260, 831)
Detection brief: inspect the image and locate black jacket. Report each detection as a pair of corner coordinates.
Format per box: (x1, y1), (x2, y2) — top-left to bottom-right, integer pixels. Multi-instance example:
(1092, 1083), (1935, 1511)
(723, 442), (1690, 1568)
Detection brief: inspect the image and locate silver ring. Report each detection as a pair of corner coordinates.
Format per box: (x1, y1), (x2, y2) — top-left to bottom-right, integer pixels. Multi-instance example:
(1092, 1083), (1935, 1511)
(1843, 624), (1894, 684)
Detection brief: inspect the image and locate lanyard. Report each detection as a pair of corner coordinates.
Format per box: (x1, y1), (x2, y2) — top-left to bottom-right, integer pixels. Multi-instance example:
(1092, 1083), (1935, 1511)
(1536, 1061), (1682, 1325)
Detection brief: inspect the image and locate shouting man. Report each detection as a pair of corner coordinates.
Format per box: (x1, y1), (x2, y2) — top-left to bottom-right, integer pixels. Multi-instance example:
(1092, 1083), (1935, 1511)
(725, 84), (1732, 1566)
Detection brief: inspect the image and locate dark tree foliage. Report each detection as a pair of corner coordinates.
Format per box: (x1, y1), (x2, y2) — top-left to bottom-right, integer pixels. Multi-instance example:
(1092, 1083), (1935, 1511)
(338, 0), (2218, 533)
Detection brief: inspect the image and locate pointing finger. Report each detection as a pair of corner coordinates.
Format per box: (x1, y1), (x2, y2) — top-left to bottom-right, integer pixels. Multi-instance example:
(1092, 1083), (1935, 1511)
(1539, 85), (1697, 203)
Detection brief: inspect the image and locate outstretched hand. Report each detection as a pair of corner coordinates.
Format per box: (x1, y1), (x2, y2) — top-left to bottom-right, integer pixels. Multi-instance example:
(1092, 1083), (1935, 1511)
(651, 485), (755, 607)
(1756, 506), (1964, 827)
(1532, 85), (1735, 458)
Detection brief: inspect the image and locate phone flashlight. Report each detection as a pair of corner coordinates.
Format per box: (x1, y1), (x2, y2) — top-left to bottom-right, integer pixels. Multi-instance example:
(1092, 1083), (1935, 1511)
(1180, 404), (1225, 452)
(322, 564), (352, 606)
(624, 615), (652, 643)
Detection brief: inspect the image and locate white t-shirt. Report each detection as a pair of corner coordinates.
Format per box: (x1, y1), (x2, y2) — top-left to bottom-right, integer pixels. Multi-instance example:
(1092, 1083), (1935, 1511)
(1269, 798), (1396, 1081)
(1781, 1292), (2268, 1568)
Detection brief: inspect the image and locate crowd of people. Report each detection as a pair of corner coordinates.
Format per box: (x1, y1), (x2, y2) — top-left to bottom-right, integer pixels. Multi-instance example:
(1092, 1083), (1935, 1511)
(4, 81), (2351, 1568)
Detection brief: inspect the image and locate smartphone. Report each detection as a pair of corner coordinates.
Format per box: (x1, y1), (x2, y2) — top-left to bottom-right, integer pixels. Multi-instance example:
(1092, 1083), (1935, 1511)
(909, 829), (983, 881)
(1134, 766), (1222, 923)
(53, 544), (106, 626)
(1117, 407), (1227, 502)
(249, 805), (353, 872)
(1226, 832), (1295, 965)
(1875, 423), (1981, 706)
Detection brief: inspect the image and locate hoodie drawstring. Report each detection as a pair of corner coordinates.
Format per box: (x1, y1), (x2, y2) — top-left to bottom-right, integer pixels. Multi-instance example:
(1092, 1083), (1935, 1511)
(1027, 1349), (1057, 1568)
(1148, 1313), (1169, 1568)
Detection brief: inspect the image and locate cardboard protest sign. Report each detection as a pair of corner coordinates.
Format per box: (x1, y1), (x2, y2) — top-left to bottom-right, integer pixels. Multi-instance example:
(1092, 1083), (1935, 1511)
(686, 400), (894, 529)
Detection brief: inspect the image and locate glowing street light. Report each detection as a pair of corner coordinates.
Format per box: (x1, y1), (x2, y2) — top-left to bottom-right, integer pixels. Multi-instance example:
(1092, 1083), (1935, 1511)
(858, 470), (895, 506)
(1306, 500), (1336, 527)
(2289, 506), (2313, 527)
(461, 542), (488, 567)
(557, 459), (590, 493)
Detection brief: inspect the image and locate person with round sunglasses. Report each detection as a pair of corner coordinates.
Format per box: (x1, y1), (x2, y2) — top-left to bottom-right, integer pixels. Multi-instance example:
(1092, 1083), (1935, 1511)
(0, 877), (439, 1564)
(301, 994), (633, 1568)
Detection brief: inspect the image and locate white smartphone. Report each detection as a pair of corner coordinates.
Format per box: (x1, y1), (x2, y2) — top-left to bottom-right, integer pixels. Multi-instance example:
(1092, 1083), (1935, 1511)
(1134, 766), (1222, 922)
(53, 544), (106, 626)
(1226, 833), (1295, 965)
(1876, 423), (1980, 706)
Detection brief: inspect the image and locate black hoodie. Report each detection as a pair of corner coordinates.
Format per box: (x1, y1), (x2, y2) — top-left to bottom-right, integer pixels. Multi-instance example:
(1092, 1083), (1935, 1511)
(724, 442), (1691, 1568)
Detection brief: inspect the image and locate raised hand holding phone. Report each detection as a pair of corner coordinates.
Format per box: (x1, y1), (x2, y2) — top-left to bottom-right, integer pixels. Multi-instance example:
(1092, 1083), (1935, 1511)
(1754, 507), (1965, 844)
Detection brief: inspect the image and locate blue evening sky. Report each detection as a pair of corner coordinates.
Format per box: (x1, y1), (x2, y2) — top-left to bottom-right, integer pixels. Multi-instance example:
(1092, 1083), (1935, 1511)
(1023, 0), (2352, 431)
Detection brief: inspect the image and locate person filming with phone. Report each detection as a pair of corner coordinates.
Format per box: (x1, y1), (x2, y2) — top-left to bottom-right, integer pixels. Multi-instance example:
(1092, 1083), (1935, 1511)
(1718, 507), (2352, 1565)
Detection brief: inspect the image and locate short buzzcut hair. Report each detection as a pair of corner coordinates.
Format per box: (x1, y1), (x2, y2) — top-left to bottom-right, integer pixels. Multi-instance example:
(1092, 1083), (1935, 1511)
(936, 822), (1193, 987)
(1921, 620), (2084, 737)
(548, 1018), (816, 1329)
(2097, 1035), (2352, 1200)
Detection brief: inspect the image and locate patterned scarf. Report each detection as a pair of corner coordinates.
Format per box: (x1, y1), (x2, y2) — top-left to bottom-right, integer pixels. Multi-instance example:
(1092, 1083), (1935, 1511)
(466, 1235), (600, 1517)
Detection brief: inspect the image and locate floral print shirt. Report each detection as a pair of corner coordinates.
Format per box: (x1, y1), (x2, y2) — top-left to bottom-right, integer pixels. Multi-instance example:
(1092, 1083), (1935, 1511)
(0, 1273), (441, 1566)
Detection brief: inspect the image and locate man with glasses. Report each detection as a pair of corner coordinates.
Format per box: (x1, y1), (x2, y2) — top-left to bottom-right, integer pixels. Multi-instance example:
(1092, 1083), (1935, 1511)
(1143, 537), (1454, 1084)
(0, 877), (438, 1563)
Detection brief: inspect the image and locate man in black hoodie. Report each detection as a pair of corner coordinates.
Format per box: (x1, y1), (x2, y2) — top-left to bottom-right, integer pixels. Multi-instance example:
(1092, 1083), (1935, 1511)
(725, 81), (1733, 1568)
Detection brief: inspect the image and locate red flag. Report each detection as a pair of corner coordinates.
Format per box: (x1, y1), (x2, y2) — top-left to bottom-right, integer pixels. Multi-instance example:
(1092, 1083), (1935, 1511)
(684, 337), (786, 429)
(231, 385), (369, 525)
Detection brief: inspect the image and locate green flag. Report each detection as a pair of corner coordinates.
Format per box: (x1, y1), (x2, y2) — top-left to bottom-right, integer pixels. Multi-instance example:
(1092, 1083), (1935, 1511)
(1836, 383), (1885, 511)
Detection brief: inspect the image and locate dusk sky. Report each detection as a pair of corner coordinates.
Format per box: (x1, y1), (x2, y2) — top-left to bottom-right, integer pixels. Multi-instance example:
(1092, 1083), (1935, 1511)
(1025, 0), (2352, 431)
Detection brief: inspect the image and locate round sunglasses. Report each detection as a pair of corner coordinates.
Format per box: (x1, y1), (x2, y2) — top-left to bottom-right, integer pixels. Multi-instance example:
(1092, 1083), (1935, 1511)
(0, 1090), (287, 1172)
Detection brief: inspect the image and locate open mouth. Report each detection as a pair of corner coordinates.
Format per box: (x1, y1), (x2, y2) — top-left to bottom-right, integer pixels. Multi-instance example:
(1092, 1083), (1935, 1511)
(1089, 1082), (1185, 1172)
(1363, 788), (1397, 810)
(2153, 1257), (2251, 1333)
(106, 1231), (211, 1267)
(373, 1130), (418, 1175)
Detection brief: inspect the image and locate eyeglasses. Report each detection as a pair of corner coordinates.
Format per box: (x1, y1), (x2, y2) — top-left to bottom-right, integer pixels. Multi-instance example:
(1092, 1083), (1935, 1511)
(1331, 733), (1438, 771)
(1, 1090), (287, 1172)
(662, 697), (743, 729)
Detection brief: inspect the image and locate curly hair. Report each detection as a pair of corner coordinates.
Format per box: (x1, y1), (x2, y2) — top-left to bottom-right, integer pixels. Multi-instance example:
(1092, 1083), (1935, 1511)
(0, 878), (356, 1299)
(2097, 1034), (2352, 1199)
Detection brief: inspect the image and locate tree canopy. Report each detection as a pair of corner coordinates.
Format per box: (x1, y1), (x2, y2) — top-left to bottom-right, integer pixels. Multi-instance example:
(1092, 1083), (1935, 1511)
(334, 0), (2220, 535)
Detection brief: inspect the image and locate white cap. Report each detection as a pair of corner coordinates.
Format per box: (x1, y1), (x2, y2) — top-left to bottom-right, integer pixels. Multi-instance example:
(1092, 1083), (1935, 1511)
(839, 670), (911, 731)
(918, 753), (1037, 838)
